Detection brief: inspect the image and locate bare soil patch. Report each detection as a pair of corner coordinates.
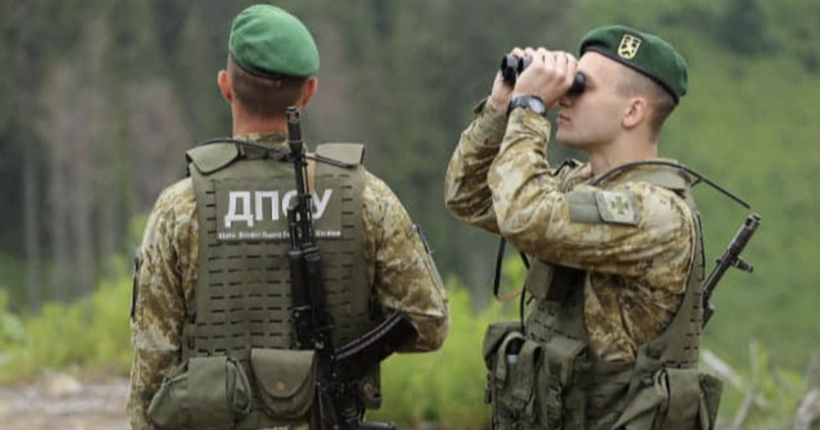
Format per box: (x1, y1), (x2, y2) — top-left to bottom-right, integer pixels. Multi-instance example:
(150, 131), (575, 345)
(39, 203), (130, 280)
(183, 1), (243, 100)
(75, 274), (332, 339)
(0, 373), (130, 430)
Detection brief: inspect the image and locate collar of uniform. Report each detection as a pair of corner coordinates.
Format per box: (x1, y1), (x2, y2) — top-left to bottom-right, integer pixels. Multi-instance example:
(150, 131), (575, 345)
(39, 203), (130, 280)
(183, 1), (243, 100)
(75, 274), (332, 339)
(232, 132), (289, 160)
(234, 132), (289, 147)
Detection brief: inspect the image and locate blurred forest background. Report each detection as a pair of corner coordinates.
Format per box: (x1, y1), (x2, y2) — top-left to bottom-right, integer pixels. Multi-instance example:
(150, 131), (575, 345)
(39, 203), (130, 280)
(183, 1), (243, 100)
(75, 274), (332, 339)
(0, 0), (819, 428)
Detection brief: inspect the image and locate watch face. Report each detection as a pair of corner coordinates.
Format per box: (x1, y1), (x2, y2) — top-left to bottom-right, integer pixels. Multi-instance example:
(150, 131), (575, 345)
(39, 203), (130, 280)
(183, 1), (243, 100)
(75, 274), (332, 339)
(508, 96), (547, 117)
(528, 97), (545, 112)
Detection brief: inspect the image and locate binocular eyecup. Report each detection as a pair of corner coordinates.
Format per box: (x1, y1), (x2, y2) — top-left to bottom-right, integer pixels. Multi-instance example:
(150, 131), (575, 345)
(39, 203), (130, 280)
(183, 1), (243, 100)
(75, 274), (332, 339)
(499, 54), (585, 95)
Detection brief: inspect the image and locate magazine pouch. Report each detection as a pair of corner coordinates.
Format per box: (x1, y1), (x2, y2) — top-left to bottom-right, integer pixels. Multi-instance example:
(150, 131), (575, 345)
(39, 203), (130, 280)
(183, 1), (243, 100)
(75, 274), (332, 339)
(483, 321), (541, 430)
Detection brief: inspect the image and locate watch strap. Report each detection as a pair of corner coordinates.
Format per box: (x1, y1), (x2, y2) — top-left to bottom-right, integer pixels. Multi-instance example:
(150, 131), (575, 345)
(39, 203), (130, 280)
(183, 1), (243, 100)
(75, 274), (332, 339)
(507, 95), (546, 117)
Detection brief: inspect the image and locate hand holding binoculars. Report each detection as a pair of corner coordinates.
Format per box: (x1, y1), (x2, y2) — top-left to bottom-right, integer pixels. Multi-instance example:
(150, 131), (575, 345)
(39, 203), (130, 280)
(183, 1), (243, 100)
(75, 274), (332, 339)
(499, 54), (585, 95)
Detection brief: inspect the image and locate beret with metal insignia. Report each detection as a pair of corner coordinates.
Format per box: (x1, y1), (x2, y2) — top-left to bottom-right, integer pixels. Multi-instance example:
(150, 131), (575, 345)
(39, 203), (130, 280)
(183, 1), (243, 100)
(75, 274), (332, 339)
(580, 25), (688, 103)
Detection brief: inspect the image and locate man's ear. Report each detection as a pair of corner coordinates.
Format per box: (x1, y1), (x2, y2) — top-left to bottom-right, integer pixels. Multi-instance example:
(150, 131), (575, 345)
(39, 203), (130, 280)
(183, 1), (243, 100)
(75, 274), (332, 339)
(622, 96), (648, 129)
(217, 70), (233, 103)
(298, 77), (318, 107)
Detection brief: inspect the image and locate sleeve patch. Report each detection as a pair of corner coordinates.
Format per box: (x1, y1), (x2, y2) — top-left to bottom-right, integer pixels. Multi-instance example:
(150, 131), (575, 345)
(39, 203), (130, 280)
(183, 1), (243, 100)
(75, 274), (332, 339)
(595, 190), (639, 226)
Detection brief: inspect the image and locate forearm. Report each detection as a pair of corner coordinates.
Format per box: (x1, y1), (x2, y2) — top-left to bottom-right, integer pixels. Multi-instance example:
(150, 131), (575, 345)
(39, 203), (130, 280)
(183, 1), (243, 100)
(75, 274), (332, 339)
(444, 101), (508, 233)
(489, 108), (559, 248)
(127, 277), (184, 430)
(127, 347), (179, 430)
(398, 312), (449, 352)
(364, 175), (450, 352)
(374, 222), (450, 352)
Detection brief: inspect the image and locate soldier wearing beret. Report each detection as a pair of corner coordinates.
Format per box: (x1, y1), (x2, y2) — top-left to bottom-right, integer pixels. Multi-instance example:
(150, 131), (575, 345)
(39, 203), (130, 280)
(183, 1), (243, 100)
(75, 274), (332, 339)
(128, 5), (449, 430)
(445, 26), (721, 430)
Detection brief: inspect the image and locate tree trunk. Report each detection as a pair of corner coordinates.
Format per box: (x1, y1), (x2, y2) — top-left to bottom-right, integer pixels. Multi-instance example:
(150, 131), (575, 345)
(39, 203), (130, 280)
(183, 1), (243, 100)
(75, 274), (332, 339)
(23, 130), (41, 312)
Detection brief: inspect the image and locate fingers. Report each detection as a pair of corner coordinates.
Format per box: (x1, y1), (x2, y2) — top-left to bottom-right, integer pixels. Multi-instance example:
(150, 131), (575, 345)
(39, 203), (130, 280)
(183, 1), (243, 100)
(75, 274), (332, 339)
(500, 47), (579, 108)
(536, 50), (578, 88)
(538, 50), (576, 78)
(507, 48), (579, 106)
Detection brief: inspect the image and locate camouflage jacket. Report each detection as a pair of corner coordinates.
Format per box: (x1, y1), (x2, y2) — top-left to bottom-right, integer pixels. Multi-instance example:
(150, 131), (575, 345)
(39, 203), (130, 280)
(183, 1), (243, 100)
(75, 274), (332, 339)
(128, 133), (450, 430)
(445, 104), (697, 362)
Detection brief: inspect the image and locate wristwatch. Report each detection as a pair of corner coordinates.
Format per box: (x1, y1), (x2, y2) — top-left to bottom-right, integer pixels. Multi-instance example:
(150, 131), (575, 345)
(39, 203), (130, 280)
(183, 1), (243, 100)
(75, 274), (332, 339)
(507, 95), (547, 117)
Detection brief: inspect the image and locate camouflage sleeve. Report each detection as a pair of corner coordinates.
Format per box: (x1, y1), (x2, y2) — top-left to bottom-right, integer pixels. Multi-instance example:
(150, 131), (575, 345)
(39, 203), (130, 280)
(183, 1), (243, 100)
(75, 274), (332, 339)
(127, 179), (197, 430)
(488, 109), (694, 279)
(363, 172), (450, 352)
(444, 101), (508, 234)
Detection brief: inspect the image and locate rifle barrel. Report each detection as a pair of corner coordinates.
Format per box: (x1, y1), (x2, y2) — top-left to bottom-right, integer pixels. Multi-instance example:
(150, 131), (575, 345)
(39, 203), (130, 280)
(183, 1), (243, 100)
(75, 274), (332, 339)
(702, 213), (761, 328)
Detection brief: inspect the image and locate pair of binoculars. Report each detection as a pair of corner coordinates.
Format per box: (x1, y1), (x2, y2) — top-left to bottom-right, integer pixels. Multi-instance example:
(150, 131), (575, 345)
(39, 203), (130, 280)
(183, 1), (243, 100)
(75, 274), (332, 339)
(499, 54), (585, 95)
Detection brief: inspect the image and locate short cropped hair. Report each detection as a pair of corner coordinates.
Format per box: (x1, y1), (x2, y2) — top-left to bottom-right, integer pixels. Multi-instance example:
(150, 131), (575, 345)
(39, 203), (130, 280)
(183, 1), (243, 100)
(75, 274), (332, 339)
(227, 54), (308, 118)
(616, 67), (676, 136)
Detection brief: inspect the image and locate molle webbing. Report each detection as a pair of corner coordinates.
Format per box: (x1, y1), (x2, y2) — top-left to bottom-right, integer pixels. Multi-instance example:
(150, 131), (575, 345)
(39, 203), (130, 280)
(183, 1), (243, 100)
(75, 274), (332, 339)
(185, 143), (371, 362)
(632, 167), (706, 368)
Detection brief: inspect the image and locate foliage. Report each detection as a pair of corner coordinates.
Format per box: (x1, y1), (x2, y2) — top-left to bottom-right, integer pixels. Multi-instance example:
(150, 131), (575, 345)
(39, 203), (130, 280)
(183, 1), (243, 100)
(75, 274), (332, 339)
(0, 290), (26, 351)
(371, 277), (515, 429)
(703, 343), (820, 430)
(717, 0), (775, 56)
(0, 260), (132, 382)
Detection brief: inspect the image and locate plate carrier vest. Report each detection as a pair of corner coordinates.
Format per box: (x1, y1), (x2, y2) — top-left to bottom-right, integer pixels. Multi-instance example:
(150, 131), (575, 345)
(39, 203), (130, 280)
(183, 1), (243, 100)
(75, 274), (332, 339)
(483, 165), (724, 430)
(181, 141), (381, 429)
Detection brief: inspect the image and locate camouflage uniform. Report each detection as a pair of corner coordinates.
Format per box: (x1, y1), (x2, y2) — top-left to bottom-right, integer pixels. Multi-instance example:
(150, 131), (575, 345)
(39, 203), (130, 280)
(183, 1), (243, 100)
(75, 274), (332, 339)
(445, 105), (697, 363)
(129, 133), (450, 430)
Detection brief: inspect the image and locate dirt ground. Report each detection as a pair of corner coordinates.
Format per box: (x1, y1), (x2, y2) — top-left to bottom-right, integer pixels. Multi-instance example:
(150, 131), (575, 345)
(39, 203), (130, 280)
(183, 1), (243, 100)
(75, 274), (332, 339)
(0, 373), (130, 430)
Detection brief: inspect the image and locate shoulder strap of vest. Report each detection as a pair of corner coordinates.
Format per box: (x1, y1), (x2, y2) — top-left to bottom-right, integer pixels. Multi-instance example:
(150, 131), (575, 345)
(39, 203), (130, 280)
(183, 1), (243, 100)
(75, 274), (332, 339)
(627, 166), (691, 192)
(186, 143), (240, 175)
(631, 166), (704, 369)
(316, 143), (366, 166)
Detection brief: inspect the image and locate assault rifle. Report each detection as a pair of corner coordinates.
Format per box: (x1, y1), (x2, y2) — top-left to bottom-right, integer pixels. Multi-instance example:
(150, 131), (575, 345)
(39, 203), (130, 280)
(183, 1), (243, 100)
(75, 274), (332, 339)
(702, 213), (761, 328)
(286, 107), (418, 430)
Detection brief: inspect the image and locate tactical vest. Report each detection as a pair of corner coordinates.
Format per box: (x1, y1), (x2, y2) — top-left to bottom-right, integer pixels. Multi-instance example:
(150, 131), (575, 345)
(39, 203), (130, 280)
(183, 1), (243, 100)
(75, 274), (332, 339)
(483, 166), (724, 430)
(147, 142), (382, 430)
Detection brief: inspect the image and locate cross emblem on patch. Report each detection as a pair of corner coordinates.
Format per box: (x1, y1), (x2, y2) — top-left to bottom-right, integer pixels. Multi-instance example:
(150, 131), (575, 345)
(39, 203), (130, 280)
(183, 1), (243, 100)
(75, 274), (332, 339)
(609, 194), (631, 216)
(595, 190), (638, 225)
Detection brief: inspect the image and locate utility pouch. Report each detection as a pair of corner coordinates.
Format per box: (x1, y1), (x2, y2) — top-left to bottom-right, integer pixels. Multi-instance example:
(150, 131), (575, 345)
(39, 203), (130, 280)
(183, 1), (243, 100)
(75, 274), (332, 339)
(540, 336), (589, 430)
(147, 355), (252, 430)
(483, 322), (541, 430)
(250, 348), (317, 419)
(613, 368), (723, 430)
(482, 321), (522, 407)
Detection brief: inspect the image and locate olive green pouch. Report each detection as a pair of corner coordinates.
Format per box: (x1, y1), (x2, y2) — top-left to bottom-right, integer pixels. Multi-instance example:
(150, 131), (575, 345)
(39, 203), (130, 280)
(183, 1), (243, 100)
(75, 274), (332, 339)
(539, 336), (589, 429)
(147, 355), (252, 430)
(482, 321), (524, 369)
(250, 348), (317, 419)
(483, 322), (542, 430)
(612, 368), (669, 430)
(614, 368), (722, 430)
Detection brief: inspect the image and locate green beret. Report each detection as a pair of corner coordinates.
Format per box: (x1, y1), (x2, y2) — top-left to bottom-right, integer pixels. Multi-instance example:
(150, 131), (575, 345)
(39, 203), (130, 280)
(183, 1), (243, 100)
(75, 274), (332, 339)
(229, 5), (319, 78)
(580, 25), (688, 103)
